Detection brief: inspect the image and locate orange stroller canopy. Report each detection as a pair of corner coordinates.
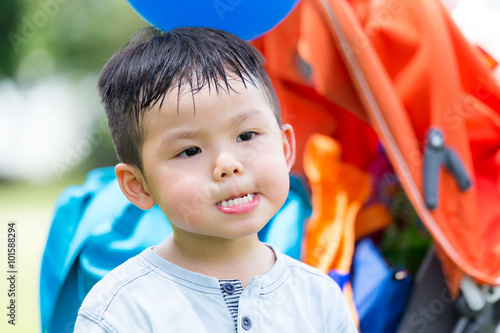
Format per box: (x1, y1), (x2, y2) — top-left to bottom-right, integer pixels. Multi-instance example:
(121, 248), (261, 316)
(253, 0), (500, 289)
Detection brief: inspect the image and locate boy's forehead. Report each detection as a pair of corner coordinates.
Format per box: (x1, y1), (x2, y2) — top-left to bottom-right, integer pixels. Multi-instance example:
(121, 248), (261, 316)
(154, 78), (270, 112)
(142, 78), (276, 130)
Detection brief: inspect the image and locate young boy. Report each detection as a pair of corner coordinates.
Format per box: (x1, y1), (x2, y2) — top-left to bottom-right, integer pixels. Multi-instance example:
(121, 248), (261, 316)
(75, 26), (357, 332)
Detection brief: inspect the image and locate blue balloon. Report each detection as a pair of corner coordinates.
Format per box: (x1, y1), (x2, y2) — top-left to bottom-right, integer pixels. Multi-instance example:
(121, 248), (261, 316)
(125, 0), (300, 41)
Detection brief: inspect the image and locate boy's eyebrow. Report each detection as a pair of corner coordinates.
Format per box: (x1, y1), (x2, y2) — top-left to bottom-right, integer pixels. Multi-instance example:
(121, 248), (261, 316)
(160, 109), (267, 147)
(227, 108), (266, 126)
(160, 130), (198, 147)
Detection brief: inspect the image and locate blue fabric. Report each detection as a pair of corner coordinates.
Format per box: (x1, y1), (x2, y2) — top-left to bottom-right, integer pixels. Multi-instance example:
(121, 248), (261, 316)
(40, 167), (311, 332)
(258, 175), (311, 260)
(352, 239), (413, 333)
(40, 167), (120, 333)
(328, 270), (351, 291)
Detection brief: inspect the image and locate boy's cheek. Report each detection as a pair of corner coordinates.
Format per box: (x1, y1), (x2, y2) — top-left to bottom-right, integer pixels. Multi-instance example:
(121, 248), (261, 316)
(164, 184), (218, 223)
(236, 135), (284, 165)
(175, 202), (206, 225)
(237, 144), (258, 163)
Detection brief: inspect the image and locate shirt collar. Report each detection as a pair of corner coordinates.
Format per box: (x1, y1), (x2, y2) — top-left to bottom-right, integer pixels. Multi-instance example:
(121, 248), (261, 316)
(140, 243), (287, 292)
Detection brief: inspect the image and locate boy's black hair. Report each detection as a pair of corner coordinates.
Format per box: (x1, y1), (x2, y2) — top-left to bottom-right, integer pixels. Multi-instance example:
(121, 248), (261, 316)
(98, 26), (282, 172)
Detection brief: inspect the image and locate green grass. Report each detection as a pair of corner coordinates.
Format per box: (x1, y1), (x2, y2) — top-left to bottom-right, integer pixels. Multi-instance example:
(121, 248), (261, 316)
(0, 174), (86, 333)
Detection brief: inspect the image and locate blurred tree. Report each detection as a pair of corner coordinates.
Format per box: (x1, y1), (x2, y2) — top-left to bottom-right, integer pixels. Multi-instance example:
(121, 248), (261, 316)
(46, 1), (145, 75)
(0, 1), (24, 78)
(3, 0), (145, 81)
(0, 0), (147, 182)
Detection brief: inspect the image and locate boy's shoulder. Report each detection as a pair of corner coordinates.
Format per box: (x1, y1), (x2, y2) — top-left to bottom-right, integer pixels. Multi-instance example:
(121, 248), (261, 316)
(260, 247), (357, 332)
(279, 251), (343, 288)
(78, 248), (156, 313)
(260, 245), (347, 305)
(76, 246), (222, 319)
(76, 247), (223, 332)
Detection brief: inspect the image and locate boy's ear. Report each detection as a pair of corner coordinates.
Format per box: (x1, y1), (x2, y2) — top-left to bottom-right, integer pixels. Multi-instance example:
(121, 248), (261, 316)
(281, 124), (296, 171)
(115, 163), (156, 210)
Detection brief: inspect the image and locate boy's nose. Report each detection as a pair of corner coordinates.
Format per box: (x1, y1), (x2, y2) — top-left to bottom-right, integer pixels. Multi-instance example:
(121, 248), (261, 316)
(213, 153), (244, 181)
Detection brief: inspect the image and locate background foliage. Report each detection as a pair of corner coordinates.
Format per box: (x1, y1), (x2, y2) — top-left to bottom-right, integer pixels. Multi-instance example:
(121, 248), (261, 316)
(0, 1), (145, 332)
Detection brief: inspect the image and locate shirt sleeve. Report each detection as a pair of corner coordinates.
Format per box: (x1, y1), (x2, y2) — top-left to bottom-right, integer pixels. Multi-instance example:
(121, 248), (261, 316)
(334, 314), (359, 333)
(326, 283), (359, 333)
(74, 311), (113, 333)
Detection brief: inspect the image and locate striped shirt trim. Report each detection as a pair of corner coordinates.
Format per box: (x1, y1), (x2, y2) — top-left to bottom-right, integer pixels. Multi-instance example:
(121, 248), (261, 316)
(219, 279), (244, 332)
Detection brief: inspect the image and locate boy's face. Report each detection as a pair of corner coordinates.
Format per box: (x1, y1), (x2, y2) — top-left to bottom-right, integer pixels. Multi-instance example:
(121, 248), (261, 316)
(139, 79), (295, 241)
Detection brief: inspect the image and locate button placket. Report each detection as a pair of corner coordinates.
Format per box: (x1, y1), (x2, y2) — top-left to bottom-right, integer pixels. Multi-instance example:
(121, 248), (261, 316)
(238, 277), (262, 332)
(222, 282), (235, 294)
(241, 316), (252, 330)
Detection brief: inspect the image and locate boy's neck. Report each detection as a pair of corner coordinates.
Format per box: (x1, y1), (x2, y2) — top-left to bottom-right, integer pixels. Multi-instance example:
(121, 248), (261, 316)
(154, 234), (276, 288)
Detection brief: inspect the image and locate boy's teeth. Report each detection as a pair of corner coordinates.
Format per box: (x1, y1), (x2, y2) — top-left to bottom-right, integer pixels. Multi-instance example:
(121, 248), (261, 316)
(220, 194), (254, 208)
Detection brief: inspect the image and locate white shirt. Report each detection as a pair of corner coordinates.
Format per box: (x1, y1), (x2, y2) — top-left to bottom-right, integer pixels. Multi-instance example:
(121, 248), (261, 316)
(75, 245), (357, 332)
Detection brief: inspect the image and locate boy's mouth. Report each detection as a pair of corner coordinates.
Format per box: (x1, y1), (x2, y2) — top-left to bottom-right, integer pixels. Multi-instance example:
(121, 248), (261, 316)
(218, 193), (255, 208)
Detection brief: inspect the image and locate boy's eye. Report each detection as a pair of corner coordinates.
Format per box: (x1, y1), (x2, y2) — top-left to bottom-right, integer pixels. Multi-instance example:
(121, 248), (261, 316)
(178, 147), (201, 157)
(237, 132), (257, 142)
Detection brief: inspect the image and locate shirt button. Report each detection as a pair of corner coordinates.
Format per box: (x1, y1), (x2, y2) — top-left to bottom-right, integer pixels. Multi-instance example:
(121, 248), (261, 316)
(242, 316), (252, 330)
(222, 282), (235, 294)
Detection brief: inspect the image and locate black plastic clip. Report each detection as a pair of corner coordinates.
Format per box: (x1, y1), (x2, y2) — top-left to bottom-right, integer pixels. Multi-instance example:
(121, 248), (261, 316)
(423, 128), (471, 210)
